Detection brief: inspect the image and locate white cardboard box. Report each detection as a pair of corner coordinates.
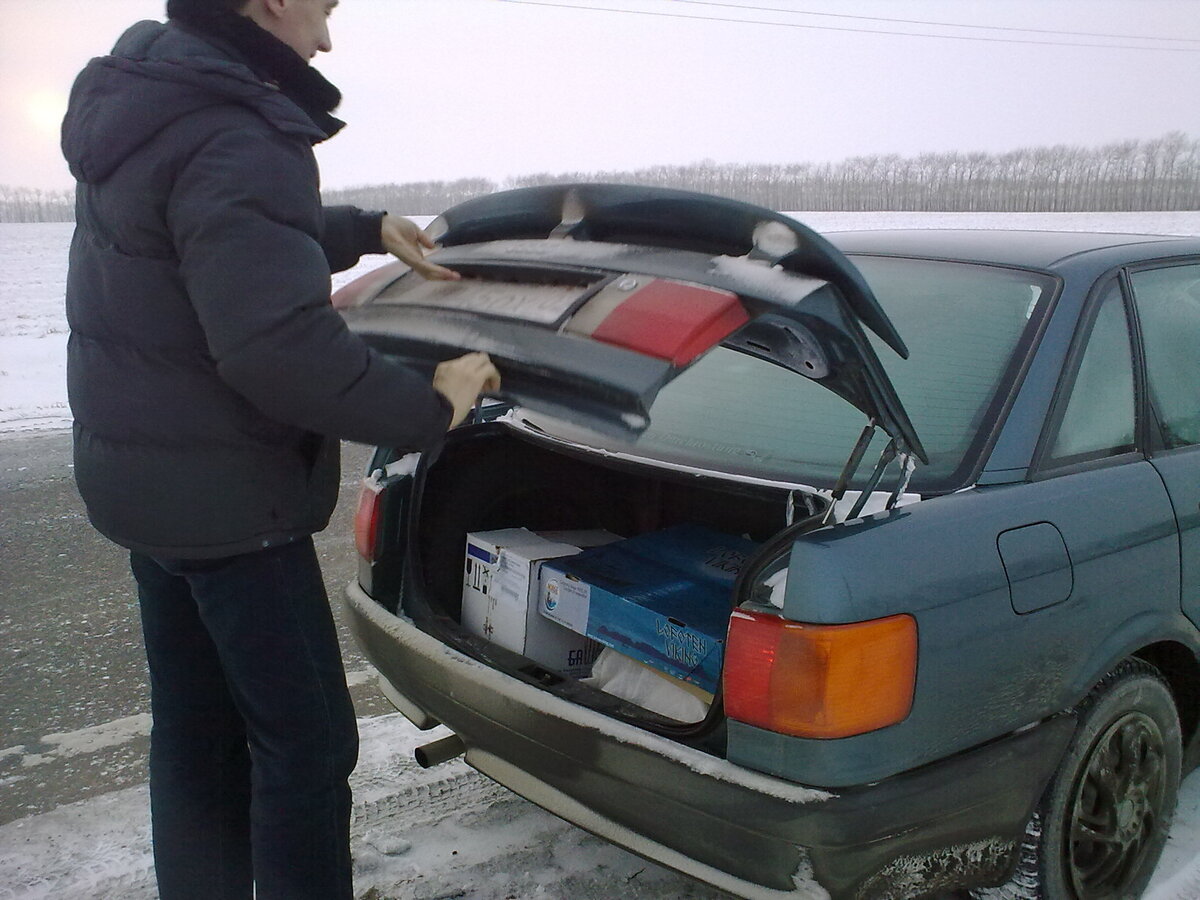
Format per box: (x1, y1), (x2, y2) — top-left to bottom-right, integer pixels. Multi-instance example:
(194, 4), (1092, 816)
(462, 528), (616, 677)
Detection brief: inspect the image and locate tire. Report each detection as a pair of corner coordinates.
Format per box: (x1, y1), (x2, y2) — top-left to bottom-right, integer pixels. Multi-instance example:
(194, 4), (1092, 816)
(974, 660), (1182, 900)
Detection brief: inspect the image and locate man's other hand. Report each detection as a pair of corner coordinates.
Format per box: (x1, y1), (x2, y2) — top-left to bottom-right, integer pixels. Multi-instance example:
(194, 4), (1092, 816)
(380, 214), (461, 281)
(433, 352), (502, 428)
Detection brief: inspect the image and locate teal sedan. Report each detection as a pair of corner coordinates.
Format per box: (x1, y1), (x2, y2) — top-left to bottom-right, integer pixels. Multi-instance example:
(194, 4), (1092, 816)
(337, 185), (1200, 900)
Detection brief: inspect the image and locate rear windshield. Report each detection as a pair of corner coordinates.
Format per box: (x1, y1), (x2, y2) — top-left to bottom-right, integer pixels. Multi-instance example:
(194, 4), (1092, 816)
(619, 256), (1056, 492)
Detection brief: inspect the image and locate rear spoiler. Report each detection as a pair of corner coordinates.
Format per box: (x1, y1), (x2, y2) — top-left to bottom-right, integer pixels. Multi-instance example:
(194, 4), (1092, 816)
(427, 183), (910, 359)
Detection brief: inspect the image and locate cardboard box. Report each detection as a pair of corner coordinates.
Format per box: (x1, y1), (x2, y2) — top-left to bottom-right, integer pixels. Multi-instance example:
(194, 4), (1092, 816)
(539, 524), (759, 692)
(462, 528), (617, 677)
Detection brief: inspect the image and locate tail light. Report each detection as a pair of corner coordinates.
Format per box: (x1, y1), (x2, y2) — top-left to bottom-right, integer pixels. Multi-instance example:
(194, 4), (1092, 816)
(354, 478), (384, 562)
(331, 260), (407, 309)
(569, 278), (750, 366)
(723, 610), (917, 739)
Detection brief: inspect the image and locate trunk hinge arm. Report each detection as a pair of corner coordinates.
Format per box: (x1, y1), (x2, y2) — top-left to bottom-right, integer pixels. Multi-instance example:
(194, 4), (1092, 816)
(845, 439), (898, 521)
(824, 421), (876, 524)
(824, 422), (919, 524)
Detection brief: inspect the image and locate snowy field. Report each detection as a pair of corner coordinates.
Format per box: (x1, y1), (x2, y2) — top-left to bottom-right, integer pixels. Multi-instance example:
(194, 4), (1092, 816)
(2, 212), (1200, 898)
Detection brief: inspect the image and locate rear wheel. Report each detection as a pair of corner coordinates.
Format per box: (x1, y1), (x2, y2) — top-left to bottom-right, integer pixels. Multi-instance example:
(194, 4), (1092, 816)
(974, 660), (1181, 900)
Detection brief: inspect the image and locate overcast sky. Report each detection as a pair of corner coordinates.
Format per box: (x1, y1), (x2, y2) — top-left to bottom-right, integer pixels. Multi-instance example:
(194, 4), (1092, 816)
(3, 0), (1199, 192)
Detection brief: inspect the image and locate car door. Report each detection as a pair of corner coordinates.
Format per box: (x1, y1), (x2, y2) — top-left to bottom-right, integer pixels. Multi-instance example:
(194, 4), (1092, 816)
(1023, 275), (1179, 637)
(1128, 261), (1200, 629)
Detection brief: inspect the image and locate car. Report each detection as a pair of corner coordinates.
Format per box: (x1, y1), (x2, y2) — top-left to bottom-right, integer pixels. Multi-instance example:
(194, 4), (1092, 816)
(335, 183), (1200, 900)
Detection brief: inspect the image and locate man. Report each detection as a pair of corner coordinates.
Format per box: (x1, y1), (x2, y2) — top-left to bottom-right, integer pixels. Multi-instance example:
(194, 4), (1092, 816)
(60, 1), (499, 897)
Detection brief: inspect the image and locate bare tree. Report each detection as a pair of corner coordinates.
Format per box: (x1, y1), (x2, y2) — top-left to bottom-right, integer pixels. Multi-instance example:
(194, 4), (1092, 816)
(0, 185), (75, 222)
(6, 134), (1197, 222)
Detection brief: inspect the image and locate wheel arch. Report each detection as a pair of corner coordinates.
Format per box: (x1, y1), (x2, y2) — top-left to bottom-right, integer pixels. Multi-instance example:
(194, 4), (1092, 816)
(1069, 611), (1198, 708)
(1134, 640), (1200, 771)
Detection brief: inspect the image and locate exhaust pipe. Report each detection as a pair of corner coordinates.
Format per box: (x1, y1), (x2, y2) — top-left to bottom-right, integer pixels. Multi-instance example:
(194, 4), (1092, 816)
(414, 733), (465, 768)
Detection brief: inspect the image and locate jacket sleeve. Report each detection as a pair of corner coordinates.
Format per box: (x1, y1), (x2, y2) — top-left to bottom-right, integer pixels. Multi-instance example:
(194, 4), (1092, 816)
(166, 125), (452, 449)
(321, 204), (386, 273)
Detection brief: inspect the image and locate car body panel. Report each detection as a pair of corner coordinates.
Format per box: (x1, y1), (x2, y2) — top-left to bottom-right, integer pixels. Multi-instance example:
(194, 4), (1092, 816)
(339, 299), (676, 438)
(718, 457), (1184, 786)
(345, 578), (1076, 900)
(1152, 445), (1200, 630)
(828, 229), (1199, 270)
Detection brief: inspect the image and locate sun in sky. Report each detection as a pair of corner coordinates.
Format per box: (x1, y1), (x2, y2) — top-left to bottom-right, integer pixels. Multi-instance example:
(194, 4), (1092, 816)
(25, 89), (69, 140)
(1, 86), (74, 189)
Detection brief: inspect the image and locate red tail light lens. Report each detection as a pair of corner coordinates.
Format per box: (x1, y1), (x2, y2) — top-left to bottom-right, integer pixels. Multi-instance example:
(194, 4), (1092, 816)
(724, 610), (917, 739)
(576, 279), (750, 366)
(331, 260), (408, 309)
(354, 480), (384, 562)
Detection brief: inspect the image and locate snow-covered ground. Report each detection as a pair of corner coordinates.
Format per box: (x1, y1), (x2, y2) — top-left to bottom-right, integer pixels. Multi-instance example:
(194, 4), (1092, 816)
(0, 710), (735, 900)
(2, 212), (1199, 898)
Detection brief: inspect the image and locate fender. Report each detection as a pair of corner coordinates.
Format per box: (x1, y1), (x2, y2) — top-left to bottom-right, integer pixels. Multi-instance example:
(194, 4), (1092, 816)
(1069, 610), (1200, 702)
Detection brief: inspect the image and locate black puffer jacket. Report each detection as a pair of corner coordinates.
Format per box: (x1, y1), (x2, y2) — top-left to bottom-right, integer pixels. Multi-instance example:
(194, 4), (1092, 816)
(61, 18), (451, 559)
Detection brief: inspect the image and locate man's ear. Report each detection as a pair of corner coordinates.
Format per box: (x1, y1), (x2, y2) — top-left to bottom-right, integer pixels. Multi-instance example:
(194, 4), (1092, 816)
(258, 0), (291, 20)
(240, 0), (287, 25)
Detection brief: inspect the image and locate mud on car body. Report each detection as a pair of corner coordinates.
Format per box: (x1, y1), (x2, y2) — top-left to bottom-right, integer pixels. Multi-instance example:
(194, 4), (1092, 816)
(337, 184), (1200, 899)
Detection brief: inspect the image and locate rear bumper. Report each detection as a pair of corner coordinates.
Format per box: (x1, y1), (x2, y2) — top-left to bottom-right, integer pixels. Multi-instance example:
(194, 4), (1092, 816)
(346, 581), (1075, 900)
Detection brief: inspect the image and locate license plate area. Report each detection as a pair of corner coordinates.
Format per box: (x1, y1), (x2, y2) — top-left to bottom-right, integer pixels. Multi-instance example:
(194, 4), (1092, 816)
(375, 272), (601, 327)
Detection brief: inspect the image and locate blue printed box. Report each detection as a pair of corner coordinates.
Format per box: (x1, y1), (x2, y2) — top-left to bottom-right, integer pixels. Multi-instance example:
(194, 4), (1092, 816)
(538, 524), (759, 693)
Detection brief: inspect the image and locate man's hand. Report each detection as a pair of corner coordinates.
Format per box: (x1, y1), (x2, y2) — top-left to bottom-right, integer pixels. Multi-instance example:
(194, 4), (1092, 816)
(433, 352), (502, 428)
(380, 214), (461, 281)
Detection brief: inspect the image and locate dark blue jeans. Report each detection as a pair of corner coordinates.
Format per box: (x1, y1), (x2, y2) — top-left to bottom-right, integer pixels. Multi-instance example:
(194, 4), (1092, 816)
(131, 539), (358, 900)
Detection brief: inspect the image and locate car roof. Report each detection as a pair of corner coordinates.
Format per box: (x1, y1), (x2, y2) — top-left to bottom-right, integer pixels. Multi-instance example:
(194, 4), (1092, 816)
(825, 229), (1200, 271)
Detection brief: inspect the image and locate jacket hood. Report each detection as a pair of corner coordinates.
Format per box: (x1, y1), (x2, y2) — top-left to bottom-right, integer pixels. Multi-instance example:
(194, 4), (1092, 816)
(61, 20), (332, 185)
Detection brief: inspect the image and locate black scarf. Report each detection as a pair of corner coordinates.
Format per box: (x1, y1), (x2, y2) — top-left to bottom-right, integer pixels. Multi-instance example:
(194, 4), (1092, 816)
(166, 0), (345, 137)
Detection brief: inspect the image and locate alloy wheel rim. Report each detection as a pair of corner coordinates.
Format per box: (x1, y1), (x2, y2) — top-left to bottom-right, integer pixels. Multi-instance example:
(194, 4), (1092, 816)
(1066, 710), (1167, 898)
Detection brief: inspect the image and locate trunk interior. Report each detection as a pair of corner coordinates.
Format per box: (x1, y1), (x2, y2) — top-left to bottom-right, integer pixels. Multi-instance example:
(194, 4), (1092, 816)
(406, 423), (824, 736)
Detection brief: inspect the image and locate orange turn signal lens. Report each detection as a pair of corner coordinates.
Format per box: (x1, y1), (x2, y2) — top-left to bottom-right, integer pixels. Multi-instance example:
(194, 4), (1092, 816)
(723, 610), (917, 739)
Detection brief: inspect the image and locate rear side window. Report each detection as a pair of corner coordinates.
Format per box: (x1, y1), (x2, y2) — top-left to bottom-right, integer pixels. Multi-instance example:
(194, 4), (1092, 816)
(1046, 281), (1136, 465)
(1129, 263), (1200, 448)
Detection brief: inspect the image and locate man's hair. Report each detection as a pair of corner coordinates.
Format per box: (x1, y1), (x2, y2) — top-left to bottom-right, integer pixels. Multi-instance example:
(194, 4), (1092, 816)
(168, 0), (249, 13)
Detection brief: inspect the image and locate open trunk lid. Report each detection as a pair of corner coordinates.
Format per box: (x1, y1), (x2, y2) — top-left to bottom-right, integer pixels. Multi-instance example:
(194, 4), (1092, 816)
(338, 183), (926, 466)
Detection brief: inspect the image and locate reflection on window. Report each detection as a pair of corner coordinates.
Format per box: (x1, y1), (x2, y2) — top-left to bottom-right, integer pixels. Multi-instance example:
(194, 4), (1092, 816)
(1131, 264), (1200, 449)
(1049, 282), (1135, 462)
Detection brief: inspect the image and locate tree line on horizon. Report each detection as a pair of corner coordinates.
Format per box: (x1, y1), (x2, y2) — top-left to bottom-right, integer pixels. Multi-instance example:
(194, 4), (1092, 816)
(5, 133), (1197, 223)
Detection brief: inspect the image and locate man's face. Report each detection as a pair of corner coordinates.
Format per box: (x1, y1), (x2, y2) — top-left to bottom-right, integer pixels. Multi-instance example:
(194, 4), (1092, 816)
(266, 0), (338, 60)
